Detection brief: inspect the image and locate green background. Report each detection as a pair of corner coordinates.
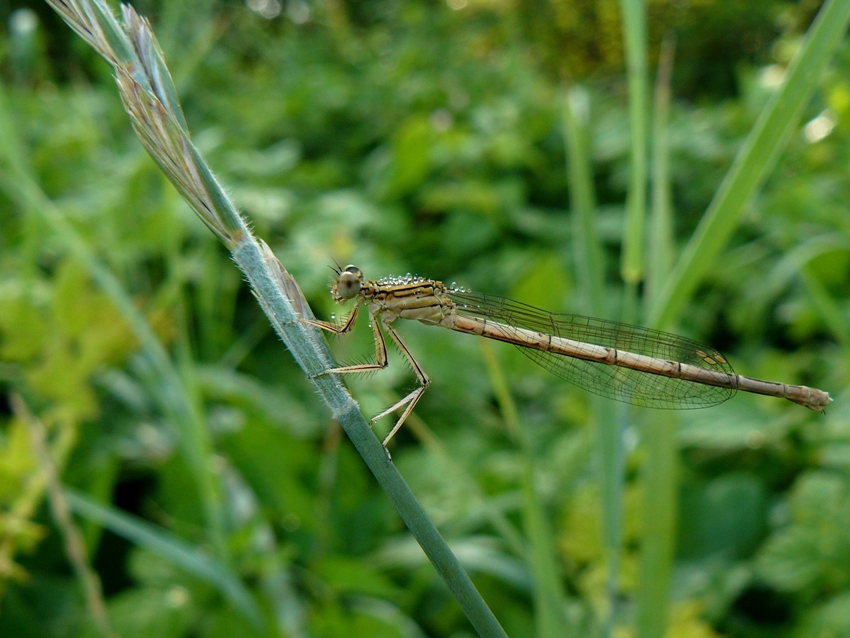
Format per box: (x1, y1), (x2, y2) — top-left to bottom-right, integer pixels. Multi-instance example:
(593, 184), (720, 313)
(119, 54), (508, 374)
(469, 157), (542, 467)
(0, 0), (848, 636)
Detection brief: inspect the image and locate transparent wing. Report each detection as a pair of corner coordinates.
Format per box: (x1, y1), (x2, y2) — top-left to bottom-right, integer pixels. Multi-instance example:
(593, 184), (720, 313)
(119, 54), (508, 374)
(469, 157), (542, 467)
(448, 290), (736, 409)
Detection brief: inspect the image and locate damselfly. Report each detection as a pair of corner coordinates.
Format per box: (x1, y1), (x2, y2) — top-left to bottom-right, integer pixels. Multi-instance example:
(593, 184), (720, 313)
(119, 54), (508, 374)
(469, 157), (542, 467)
(308, 265), (832, 446)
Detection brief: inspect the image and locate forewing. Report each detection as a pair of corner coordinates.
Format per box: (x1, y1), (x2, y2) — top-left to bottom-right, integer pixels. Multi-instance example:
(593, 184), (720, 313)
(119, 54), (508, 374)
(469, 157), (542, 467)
(448, 290), (736, 409)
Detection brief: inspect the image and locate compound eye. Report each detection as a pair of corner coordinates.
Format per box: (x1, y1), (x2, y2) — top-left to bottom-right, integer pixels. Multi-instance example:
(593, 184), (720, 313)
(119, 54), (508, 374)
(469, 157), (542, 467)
(333, 266), (363, 300)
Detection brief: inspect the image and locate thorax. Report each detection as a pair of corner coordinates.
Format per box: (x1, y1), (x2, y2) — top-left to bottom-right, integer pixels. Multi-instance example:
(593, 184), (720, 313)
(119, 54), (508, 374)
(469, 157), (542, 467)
(362, 278), (455, 325)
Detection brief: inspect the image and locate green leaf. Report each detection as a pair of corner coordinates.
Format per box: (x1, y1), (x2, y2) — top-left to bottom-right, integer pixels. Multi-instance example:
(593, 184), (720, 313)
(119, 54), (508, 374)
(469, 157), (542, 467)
(64, 488), (264, 629)
(82, 587), (191, 638)
(757, 525), (824, 592)
(649, 0), (850, 329)
(757, 472), (850, 595)
(797, 591), (850, 638)
(318, 555), (401, 600)
(678, 474), (766, 560)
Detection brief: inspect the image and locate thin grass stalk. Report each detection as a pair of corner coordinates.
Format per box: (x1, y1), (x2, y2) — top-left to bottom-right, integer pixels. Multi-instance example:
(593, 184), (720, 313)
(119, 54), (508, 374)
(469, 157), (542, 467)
(562, 75), (622, 637)
(0, 323), (81, 590)
(633, 31), (679, 638)
(43, 1), (508, 634)
(618, 0), (650, 287)
(634, 410), (678, 638)
(644, 33), (676, 316)
(595, 399), (623, 637)
(12, 396), (116, 638)
(561, 86), (605, 317)
(593, 2), (652, 634)
(479, 340), (571, 638)
(648, 0), (850, 330)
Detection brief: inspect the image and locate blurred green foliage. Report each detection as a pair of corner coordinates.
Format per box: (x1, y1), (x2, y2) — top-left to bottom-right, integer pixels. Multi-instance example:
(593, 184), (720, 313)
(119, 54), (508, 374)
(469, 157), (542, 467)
(0, 0), (849, 636)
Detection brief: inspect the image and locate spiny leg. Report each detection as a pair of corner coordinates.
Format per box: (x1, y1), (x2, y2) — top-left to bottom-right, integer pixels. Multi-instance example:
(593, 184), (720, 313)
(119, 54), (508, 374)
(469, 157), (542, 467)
(310, 305), (390, 375)
(309, 306), (431, 447)
(374, 320), (431, 447)
(304, 303), (362, 337)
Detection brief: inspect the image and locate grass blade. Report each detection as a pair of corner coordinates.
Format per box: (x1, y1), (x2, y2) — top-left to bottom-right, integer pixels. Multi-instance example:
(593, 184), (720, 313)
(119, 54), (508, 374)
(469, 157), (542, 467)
(479, 340), (571, 637)
(634, 411), (678, 638)
(644, 33), (676, 315)
(619, 0), (650, 288)
(635, 33), (679, 638)
(63, 488), (263, 628)
(562, 86), (605, 317)
(649, 0), (850, 329)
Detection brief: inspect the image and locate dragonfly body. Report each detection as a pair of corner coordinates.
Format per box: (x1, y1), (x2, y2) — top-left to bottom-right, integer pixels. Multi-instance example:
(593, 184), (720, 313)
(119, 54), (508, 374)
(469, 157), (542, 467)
(309, 265), (832, 446)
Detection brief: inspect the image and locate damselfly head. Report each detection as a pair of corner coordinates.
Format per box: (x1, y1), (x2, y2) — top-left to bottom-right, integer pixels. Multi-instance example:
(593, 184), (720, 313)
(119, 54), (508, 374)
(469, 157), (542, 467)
(332, 265), (363, 302)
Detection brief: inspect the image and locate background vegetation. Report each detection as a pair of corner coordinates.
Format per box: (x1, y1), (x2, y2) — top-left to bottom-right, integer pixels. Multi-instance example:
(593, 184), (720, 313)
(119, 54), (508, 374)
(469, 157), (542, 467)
(0, 0), (848, 636)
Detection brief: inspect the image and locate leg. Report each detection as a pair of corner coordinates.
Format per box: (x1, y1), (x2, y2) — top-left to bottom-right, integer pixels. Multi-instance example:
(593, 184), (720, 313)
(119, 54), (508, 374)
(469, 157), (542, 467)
(304, 303), (362, 336)
(310, 307), (431, 447)
(373, 321), (431, 447)
(309, 305), (390, 375)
